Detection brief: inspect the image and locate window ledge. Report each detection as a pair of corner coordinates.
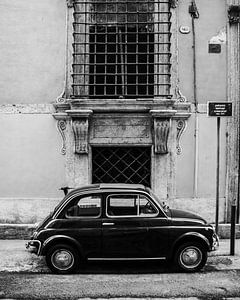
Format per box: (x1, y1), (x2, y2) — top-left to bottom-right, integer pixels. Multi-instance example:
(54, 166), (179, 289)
(53, 98), (191, 115)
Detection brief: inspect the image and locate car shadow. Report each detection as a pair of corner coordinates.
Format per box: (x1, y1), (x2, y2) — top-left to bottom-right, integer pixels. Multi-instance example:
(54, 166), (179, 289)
(77, 260), (176, 274)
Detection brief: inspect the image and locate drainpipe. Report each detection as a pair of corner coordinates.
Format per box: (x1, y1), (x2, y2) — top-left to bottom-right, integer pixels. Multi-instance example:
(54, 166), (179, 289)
(189, 1), (199, 198)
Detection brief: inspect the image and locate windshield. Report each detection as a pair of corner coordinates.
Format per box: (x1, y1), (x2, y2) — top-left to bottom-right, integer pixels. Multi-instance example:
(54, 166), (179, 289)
(146, 187), (170, 215)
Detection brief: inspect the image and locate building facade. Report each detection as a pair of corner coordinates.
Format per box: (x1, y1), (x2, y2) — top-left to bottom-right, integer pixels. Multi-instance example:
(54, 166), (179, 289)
(0, 0), (239, 235)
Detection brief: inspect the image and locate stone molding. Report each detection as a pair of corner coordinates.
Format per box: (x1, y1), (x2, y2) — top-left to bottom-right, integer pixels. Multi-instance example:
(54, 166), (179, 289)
(0, 104), (54, 114)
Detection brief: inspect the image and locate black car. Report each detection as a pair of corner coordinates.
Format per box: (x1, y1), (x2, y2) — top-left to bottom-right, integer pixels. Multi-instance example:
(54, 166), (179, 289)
(26, 183), (219, 274)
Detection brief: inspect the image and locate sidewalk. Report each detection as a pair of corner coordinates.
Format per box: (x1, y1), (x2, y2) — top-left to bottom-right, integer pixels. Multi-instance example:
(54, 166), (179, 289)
(0, 239), (239, 273)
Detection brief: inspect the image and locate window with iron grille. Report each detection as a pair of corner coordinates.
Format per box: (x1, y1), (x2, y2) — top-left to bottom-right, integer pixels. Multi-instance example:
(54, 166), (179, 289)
(72, 0), (171, 99)
(92, 147), (151, 187)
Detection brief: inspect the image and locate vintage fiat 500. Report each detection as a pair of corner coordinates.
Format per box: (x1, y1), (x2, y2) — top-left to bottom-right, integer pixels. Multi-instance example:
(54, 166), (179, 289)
(26, 183), (219, 274)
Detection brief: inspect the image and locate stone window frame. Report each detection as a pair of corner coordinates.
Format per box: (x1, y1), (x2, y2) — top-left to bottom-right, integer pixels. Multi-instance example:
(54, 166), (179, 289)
(64, 0), (180, 101)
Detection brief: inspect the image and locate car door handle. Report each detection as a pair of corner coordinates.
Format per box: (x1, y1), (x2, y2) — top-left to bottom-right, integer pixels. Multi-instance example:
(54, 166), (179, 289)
(102, 222), (115, 226)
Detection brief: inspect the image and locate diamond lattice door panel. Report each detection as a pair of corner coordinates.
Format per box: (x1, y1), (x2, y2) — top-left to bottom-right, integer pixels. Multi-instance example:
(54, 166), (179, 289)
(92, 147), (151, 187)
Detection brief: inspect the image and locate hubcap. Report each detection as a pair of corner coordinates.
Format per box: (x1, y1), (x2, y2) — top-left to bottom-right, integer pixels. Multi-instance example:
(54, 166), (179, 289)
(51, 249), (74, 271)
(180, 246), (202, 269)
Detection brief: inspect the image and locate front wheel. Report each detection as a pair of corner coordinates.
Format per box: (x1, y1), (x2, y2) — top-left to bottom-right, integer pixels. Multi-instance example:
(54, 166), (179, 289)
(46, 244), (79, 274)
(174, 242), (207, 272)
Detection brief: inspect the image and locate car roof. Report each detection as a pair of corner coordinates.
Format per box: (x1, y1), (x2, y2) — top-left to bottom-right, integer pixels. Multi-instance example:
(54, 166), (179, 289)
(66, 183), (147, 195)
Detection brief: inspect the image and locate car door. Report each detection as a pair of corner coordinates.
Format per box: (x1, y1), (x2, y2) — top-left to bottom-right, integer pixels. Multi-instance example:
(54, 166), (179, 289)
(138, 194), (170, 257)
(56, 193), (102, 258)
(102, 193), (149, 258)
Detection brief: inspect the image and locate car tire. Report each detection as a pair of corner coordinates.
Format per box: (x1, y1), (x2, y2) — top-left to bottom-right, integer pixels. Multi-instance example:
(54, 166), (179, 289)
(46, 244), (80, 274)
(174, 242), (207, 272)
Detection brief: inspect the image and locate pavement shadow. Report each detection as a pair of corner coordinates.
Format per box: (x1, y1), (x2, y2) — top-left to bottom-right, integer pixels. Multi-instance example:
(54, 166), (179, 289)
(76, 260), (177, 274)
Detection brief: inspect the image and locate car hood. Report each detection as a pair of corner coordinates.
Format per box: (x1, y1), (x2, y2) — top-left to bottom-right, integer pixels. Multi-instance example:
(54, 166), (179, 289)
(169, 209), (207, 224)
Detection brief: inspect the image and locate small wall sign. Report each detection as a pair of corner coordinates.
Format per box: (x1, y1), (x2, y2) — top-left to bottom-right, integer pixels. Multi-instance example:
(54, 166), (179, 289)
(209, 43), (221, 53)
(207, 102), (232, 117)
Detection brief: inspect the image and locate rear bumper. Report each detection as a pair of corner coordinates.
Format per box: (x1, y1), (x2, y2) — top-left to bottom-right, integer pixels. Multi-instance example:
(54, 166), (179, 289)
(26, 240), (41, 255)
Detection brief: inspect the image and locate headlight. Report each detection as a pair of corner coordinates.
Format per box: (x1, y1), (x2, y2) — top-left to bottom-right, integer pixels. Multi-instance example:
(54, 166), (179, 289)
(212, 233), (219, 250)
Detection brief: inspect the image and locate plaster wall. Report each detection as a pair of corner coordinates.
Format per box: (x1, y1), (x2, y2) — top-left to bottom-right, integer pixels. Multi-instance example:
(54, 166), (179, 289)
(0, 114), (65, 198)
(0, 0), (66, 104)
(0, 0), (230, 225)
(175, 113), (227, 223)
(176, 0), (228, 218)
(0, 114), (65, 223)
(178, 0), (227, 103)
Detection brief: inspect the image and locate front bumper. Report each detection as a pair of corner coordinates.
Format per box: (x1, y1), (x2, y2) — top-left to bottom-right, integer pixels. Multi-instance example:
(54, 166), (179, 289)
(26, 240), (41, 255)
(211, 233), (219, 251)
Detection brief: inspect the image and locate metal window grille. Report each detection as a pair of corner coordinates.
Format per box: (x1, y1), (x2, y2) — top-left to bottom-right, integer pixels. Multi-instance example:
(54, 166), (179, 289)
(92, 147), (151, 187)
(72, 0), (171, 99)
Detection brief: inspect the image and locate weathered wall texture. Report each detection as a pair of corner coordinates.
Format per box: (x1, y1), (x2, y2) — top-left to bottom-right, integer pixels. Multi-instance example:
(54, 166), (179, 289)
(175, 0), (227, 222)
(0, 0), (232, 225)
(0, 0), (66, 103)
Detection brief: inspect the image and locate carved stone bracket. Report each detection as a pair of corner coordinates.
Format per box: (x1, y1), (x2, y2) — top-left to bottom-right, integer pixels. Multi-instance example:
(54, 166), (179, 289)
(57, 120), (67, 155)
(173, 112), (191, 155)
(150, 110), (177, 154)
(176, 85), (187, 103)
(170, 0), (179, 8)
(176, 119), (187, 155)
(154, 119), (170, 154)
(67, 110), (93, 154)
(53, 113), (69, 155)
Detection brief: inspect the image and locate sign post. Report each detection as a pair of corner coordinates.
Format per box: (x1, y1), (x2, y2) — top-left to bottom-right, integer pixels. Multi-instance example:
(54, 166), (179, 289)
(215, 116), (220, 235)
(207, 102), (233, 237)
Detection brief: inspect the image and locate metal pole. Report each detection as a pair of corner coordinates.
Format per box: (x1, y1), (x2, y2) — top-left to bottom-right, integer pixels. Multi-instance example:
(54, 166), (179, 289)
(230, 204), (236, 255)
(215, 117), (220, 235)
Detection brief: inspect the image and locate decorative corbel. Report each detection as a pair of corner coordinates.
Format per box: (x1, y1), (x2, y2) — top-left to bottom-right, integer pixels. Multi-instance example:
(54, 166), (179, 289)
(72, 119), (89, 154)
(57, 120), (67, 155)
(67, 110), (92, 154)
(228, 5), (240, 24)
(170, 0), (178, 8)
(176, 119), (187, 155)
(150, 110), (177, 154)
(53, 113), (69, 155)
(176, 85), (187, 103)
(154, 119), (170, 154)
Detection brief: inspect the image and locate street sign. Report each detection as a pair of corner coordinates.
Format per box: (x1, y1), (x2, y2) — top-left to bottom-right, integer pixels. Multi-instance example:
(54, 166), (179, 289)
(207, 102), (232, 235)
(208, 102), (232, 117)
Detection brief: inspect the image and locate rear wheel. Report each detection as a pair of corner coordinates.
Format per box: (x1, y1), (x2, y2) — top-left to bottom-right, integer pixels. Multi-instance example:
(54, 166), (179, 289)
(46, 244), (79, 274)
(174, 242), (207, 272)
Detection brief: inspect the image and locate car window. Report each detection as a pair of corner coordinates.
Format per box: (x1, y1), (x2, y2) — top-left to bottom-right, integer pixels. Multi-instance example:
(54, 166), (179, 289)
(107, 194), (158, 217)
(66, 195), (101, 218)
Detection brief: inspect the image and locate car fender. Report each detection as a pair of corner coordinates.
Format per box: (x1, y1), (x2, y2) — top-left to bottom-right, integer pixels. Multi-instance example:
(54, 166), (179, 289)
(170, 231), (211, 257)
(40, 235), (84, 257)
